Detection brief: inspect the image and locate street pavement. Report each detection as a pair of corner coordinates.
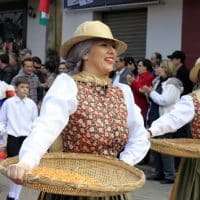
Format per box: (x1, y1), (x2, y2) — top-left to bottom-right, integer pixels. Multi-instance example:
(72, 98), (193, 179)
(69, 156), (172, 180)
(0, 166), (171, 200)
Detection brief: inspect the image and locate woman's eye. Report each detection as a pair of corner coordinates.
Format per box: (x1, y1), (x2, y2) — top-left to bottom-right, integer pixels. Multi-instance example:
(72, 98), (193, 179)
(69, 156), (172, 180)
(101, 43), (108, 47)
(112, 45), (116, 49)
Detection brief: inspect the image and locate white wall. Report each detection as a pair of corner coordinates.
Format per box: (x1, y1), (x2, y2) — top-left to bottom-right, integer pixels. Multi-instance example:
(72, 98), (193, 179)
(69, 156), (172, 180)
(62, 10), (93, 44)
(146, 0), (183, 59)
(27, 0), (47, 62)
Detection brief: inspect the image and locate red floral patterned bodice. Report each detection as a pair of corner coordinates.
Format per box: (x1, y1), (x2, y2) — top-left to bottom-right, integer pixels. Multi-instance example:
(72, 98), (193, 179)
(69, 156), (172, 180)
(191, 92), (200, 139)
(61, 81), (128, 157)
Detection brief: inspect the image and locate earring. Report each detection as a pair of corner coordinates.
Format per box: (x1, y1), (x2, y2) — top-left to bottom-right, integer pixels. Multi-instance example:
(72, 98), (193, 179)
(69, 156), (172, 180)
(83, 55), (88, 61)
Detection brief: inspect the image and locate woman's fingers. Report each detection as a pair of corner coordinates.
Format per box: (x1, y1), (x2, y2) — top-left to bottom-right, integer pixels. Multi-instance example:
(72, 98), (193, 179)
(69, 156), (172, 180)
(7, 162), (31, 184)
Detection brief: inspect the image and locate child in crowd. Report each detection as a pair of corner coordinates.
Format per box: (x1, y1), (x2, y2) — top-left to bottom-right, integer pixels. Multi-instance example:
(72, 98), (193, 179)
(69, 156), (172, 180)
(0, 77), (38, 200)
(11, 57), (41, 104)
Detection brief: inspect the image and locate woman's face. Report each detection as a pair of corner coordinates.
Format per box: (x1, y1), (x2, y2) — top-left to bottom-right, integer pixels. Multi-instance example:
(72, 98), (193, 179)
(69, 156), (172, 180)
(150, 53), (157, 65)
(137, 61), (147, 74)
(157, 66), (167, 78)
(84, 40), (117, 76)
(58, 64), (67, 74)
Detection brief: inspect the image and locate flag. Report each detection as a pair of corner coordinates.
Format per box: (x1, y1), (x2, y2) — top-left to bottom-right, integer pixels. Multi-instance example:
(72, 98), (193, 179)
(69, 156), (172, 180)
(38, 0), (50, 26)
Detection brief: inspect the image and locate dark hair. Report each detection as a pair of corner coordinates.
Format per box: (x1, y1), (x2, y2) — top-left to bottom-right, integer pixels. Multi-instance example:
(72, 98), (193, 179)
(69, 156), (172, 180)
(0, 54), (9, 64)
(45, 49), (60, 73)
(45, 59), (59, 74)
(138, 59), (153, 72)
(15, 76), (29, 87)
(22, 57), (33, 67)
(154, 52), (162, 61)
(32, 56), (42, 65)
(124, 56), (136, 66)
(20, 48), (32, 56)
(59, 61), (66, 65)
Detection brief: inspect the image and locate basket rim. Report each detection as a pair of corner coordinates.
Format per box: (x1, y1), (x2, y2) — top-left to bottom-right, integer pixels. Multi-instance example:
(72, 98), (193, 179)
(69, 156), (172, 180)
(0, 152), (145, 196)
(150, 138), (200, 158)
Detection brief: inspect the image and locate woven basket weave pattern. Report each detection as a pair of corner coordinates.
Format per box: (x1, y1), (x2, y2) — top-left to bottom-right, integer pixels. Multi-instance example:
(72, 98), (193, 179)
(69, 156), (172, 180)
(151, 138), (200, 158)
(0, 153), (145, 197)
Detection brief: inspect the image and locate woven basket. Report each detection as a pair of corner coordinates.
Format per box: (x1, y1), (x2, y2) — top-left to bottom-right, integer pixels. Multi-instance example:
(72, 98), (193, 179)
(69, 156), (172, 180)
(151, 138), (200, 158)
(0, 153), (145, 197)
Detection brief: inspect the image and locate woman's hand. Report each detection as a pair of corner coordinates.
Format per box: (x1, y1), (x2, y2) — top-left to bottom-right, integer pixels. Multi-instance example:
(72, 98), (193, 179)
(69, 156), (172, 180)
(142, 85), (152, 94)
(7, 161), (31, 185)
(126, 74), (134, 85)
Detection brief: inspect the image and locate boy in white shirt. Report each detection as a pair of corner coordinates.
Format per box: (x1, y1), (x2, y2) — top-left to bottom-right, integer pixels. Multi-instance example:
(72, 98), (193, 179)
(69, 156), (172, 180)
(0, 77), (38, 200)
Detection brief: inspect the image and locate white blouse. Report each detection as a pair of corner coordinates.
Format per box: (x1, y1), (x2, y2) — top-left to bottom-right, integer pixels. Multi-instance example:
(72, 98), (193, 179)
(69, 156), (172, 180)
(19, 73), (150, 168)
(149, 94), (195, 137)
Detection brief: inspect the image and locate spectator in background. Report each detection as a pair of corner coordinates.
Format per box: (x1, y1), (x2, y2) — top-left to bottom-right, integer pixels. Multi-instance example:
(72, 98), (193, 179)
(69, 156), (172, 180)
(9, 53), (20, 76)
(0, 77), (38, 200)
(124, 56), (137, 76)
(11, 57), (40, 104)
(168, 50), (193, 149)
(148, 57), (200, 200)
(45, 59), (58, 90)
(151, 52), (162, 68)
(32, 56), (47, 84)
(168, 50), (193, 95)
(113, 56), (135, 85)
(58, 62), (68, 74)
(19, 48), (32, 61)
(150, 52), (162, 76)
(143, 60), (183, 184)
(0, 54), (16, 84)
(32, 56), (47, 104)
(131, 59), (154, 119)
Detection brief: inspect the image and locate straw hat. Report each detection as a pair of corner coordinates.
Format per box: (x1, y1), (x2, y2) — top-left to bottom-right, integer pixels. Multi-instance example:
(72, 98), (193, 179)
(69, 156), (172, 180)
(189, 57), (200, 83)
(61, 21), (127, 58)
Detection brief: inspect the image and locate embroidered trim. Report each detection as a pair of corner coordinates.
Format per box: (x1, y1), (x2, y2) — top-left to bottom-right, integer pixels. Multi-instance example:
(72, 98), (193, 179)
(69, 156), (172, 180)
(73, 71), (112, 86)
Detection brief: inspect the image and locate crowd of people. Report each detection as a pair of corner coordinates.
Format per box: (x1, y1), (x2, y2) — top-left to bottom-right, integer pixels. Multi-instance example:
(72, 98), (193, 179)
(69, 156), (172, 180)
(0, 20), (199, 200)
(112, 50), (195, 185)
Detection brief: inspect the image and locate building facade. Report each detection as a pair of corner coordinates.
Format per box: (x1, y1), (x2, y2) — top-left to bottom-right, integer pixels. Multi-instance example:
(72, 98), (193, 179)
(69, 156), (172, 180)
(62, 0), (200, 67)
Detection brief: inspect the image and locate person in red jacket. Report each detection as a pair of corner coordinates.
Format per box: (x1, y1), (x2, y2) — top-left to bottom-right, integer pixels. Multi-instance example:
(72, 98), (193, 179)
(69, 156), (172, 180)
(131, 59), (154, 119)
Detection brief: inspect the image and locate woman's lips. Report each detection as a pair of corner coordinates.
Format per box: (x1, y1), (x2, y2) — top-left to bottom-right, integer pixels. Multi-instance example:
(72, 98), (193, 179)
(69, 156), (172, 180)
(105, 57), (114, 64)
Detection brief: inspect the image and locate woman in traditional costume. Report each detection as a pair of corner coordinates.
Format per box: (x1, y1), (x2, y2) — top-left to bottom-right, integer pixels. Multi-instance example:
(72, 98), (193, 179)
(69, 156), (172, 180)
(6, 21), (150, 200)
(148, 58), (200, 200)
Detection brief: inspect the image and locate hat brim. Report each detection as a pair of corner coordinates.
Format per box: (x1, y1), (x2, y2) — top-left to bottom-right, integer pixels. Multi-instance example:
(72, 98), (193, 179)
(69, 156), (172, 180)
(60, 35), (127, 58)
(189, 63), (200, 83)
(167, 55), (174, 59)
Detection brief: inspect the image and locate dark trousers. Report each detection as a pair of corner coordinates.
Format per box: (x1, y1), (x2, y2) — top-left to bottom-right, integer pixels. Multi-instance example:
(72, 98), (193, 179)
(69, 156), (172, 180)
(154, 152), (175, 180)
(7, 135), (26, 157)
(173, 123), (192, 169)
(154, 133), (175, 180)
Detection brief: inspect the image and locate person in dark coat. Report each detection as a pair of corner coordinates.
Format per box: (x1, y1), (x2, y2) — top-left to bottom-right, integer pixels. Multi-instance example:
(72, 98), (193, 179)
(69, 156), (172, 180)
(0, 54), (16, 84)
(168, 50), (193, 95)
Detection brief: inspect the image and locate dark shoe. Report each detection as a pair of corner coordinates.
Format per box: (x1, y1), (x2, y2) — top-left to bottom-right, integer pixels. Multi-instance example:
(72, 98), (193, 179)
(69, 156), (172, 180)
(147, 174), (164, 181)
(6, 196), (15, 200)
(160, 179), (174, 184)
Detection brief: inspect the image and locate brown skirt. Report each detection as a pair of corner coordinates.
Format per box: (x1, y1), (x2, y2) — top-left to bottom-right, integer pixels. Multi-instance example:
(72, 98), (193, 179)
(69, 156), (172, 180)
(38, 192), (129, 200)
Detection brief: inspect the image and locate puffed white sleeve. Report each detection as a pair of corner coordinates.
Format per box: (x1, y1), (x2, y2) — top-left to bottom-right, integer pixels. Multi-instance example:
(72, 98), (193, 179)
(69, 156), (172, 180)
(114, 83), (150, 166)
(19, 74), (78, 168)
(149, 95), (195, 137)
